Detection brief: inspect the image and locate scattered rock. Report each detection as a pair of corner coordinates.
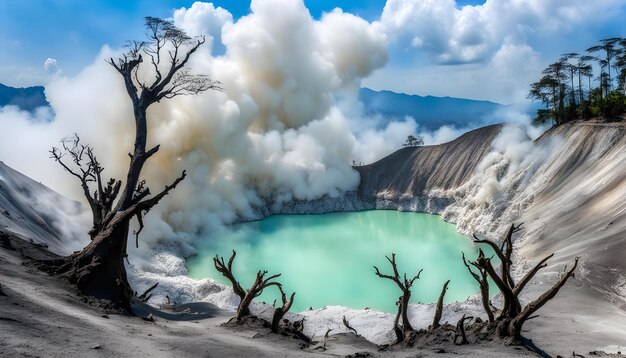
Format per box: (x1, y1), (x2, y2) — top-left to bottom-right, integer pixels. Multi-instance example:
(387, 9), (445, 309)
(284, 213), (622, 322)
(90, 344), (102, 350)
(101, 314), (109, 319)
(142, 314), (156, 322)
(434, 348), (446, 353)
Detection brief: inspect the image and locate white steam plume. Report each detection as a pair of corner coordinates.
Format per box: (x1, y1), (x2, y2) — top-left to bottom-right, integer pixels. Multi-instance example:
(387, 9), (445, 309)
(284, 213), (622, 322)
(0, 0), (410, 261)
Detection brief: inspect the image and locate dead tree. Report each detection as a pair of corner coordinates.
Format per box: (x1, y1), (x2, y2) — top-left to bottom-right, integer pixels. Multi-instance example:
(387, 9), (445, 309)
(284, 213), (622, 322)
(462, 250), (494, 322)
(454, 314), (473, 345)
(271, 285), (295, 333)
(472, 223), (578, 338)
(46, 16), (220, 310)
(374, 253), (422, 340)
(342, 315), (358, 335)
(213, 250), (282, 321)
(213, 251), (248, 315)
(431, 280), (450, 330)
(50, 135), (121, 240)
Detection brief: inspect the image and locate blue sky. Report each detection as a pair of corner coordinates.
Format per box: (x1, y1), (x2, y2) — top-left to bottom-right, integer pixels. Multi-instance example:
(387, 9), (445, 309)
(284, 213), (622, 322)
(0, 0), (623, 104)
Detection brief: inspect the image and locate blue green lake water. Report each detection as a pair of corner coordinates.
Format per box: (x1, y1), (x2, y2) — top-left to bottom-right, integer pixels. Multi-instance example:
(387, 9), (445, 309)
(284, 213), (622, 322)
(187, 211), (495, 313)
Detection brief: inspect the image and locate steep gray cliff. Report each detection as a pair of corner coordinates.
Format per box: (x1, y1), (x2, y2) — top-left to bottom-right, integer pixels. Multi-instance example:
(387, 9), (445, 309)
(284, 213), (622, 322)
(356, 124), (503, 198)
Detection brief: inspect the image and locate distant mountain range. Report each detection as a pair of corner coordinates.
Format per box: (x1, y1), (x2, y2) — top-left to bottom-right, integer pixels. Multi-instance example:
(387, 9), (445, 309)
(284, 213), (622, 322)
(0, 83), (48, 112)
(359, 88), (504, 131)
(0, 83), (504, 129)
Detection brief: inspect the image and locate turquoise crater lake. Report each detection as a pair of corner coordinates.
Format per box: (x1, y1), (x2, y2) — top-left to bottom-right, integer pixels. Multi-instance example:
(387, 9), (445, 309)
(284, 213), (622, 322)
(187, 211), (493, 313)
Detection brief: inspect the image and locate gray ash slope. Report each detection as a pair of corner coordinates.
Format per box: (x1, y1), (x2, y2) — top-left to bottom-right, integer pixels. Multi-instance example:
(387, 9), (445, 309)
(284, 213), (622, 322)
(0, 161), (84, 254)
(356, 124), (503, 197)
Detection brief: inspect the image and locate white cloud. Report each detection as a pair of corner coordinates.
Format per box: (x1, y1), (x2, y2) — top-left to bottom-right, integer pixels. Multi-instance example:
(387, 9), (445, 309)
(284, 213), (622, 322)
(379, 0), (624, 65)
(173, 2), (233, 53)
(44, 58), (58, 73)
(366, 0), (626, 104)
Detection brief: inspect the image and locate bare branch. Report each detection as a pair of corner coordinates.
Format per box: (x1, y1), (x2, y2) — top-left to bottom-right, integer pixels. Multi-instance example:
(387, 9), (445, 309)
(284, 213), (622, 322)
(513, 257), (578, 326)
(213, 250), (247, 300)
(512, 253), (555, 296)
(137, 282), (158, 302)
(133, 170), (186, 213)
(134, 211), (144, 248)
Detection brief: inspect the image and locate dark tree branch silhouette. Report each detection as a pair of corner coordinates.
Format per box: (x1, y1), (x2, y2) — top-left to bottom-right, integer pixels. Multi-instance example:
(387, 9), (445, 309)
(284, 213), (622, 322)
(342, 315), (358, 335)
(374, 253), (422, 341)
(454, 314), (473, 345)
(471, 223), (578, 338)
(213, 250), (282, 321)
(462, 250), (494, 322)
(271, 285), (295, 333)
(430, 279), (450, 330)
(45, 17), (220, 310)
(50, 134), (122, 240)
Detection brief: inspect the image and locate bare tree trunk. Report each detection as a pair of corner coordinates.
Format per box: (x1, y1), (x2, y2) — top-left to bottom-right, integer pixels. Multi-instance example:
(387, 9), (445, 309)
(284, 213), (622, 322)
(431, 280), (449, 330)
(271, 287), (295, 333)
(400, 294), (413, 332)
(463, 250), (494, 322)
(393, 297), (403, 342)
(454, 315), (472, 345)
(48, 218), (132, 309)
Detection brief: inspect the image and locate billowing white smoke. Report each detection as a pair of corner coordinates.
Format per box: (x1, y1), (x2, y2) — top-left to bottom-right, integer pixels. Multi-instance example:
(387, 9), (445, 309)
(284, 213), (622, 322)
(0, 0), (420, 261)
(437, 122), (557, 240)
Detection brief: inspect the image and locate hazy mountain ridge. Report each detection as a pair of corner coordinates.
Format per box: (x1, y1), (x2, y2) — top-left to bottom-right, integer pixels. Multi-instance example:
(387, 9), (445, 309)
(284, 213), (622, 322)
(0, 82), (505, 130)
(359, 88), (504, 130)
(0, 83), (48, 112)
